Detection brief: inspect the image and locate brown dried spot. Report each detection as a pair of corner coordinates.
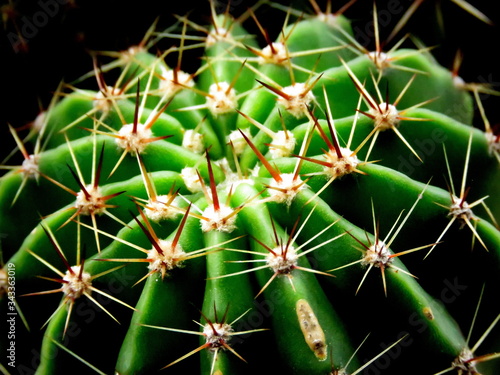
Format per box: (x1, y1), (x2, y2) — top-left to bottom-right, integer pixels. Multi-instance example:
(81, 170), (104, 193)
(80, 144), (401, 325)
(296, 299), (327, 360)
(423, 307), (434, 320)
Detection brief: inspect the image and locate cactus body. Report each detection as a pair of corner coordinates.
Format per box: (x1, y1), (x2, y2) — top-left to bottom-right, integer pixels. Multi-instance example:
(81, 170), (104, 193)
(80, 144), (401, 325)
(1, 1), (499, 374)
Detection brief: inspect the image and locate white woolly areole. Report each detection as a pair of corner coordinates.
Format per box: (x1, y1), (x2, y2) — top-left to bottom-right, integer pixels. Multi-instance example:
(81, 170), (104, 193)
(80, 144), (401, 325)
(116, 123), (153, 155)
(362, 241), (393, 268)
(62, 266), (92, 300)
(266, 245), (299, 275)
(449, 195), (474, 228)
(158, 68), (194, 97)
(278, 83), (315, 118)
(452, 75), (467, 90)
(181, 167), (203, 193)
(324, 147), (359, 178)
(75, 184), (106, 216)
(147, 239), (186, 274)
(201, 204), (237, 233)
(145, 195), (180, 222)
(452, 348), (478, 373)
(258, 42), (288, 65)
(227, 129), (250, 156)
(316, 12), (340, 27)
(182, 129), (204, 154)
(267, 173), (305, 205)
(203, 322), (234, 351)
(33, 111), (46, 133)
(120, 46), (145, 63)
(21, 154), (39, 178)
(269, 130), (296, 158)
(369, 51), (391, 70)
(215, 158), (255, 194)
(206, 27), (231, 46)
(206, 82), (238, 115)
(485, 131), (500, 155)
(93, 86), (122, 112)
(370, 102), (400, 130)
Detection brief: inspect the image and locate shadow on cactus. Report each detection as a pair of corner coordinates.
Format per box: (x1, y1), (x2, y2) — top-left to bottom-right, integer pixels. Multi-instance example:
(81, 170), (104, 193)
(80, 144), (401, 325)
(1, 1), (499, 374)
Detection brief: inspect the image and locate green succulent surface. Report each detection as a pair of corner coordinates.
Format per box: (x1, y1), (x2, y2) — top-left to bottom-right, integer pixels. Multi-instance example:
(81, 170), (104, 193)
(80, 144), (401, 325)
(1, 1), (499, 375)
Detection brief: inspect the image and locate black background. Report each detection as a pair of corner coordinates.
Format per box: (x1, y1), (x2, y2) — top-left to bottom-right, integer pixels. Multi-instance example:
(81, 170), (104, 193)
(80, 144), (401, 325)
(1, 0), (499, 161)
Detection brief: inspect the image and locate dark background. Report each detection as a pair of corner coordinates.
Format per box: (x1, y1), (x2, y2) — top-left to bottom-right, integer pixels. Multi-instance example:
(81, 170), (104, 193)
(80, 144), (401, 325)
(1, 0), (499, 161)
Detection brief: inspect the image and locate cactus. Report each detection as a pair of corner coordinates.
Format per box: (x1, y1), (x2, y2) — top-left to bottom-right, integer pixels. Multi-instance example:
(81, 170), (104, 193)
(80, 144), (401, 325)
(1, 1), (500, 374)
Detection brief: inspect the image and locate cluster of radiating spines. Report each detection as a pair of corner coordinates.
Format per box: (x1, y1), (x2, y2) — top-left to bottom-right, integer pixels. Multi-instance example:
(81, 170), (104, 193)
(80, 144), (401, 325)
(191, 151), (247, 233)
(326, 182), (439, 296)
(208, 203), (345, 300)
(291, 94), (368, 203)
(426, 132), (499, 258)
(22, 224), (136, 337)
(0, 80), (67, 205)
(433, 284), (500, 375)
(38, 139), (130, 252)
(340, 58), (438, 162)
(140, 303), (269, 374)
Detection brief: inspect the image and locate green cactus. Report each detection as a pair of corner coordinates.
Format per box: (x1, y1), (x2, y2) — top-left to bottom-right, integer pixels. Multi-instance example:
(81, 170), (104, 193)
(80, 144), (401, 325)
(1, 1), (500, 374)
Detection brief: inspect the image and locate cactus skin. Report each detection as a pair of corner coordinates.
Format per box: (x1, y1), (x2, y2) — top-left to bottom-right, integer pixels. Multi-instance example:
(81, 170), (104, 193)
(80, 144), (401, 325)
(1, 1), (500, 374)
